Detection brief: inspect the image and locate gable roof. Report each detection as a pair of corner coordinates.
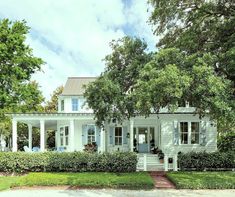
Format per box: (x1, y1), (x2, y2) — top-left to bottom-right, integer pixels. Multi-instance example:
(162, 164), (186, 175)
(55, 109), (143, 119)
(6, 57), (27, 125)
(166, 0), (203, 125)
(61, 77), (97, 96)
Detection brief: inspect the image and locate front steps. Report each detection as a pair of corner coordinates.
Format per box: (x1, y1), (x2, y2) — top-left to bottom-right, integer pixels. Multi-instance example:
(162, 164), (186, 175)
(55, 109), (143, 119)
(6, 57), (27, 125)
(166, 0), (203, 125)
(137, 154), (164, 171)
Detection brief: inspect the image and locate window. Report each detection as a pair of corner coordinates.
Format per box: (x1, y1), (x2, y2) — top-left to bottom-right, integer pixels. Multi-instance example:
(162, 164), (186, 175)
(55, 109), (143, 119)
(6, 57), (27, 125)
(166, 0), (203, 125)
(180, 122), (188, 144)
(87, 125), (95, 144)
(65, 126), (69, 146)
(72, 98), (78, 111)
(60, 127), (64, 146)
(191, 122), (199, 144)
(115, 127), (122, 145)
(61, 100), (64, 111)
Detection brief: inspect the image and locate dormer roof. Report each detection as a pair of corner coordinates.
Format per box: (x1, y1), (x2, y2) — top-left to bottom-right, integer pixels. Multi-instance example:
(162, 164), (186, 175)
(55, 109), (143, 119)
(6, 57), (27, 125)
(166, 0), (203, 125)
(61, 77), (97, 96)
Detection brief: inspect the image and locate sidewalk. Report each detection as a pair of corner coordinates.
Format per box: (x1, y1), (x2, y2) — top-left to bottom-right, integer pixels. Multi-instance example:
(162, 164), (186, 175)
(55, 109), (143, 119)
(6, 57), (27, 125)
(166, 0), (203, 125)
(0, 189), (235, 197)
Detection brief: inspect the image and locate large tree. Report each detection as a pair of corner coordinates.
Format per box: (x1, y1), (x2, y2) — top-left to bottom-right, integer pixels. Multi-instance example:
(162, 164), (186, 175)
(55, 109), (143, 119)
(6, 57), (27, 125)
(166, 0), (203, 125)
(0, 19), (44, 147)
(148, 0), (235, 131)
(0, 19), (44, 115)
(148, 0), (235, 85)
(84, 37), (152, 126)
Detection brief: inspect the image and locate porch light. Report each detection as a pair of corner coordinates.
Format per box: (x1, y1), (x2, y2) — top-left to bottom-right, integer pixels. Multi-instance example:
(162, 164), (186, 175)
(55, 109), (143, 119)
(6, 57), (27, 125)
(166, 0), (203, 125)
(126, 132), (130, 138)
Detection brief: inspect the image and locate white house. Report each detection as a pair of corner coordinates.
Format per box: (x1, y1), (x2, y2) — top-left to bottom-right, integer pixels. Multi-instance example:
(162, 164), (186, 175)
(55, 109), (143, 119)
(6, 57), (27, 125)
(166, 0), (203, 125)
(8, 77), (217, 171)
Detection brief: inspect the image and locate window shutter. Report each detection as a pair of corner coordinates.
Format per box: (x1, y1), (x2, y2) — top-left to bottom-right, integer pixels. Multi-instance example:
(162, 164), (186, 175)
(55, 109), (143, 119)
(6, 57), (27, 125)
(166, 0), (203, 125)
(109, 127), (114, 145)
(200, 121), (207, 146)
(123, 126), (128, 144)
(82, 125), (87, 145)
(96, 126), (101, 146)
(173, 121), (179, 145)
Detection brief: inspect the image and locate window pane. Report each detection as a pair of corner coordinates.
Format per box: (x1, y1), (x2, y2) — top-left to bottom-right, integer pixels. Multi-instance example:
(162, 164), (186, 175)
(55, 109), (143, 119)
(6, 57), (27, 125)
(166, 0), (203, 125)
(72, 98), (78, 111)
(65, 126), (69, 136)
(180, 122), (188, 144)
(191, 122), (199, 144)
(65, 136), (69, 146)
(115, 127), (122, 137)
(61, 100), (64, 111)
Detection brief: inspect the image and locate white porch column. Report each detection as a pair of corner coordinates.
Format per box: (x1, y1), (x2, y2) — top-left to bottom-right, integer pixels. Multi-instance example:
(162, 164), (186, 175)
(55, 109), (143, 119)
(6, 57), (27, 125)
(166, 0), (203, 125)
(40, 120), (45, 152)
(130, 119), (134, 152)
(164, 155), (169, 171)
(28, 124), (32, 150)
(100, 127), (105, 153)
(12, 119), (17, 152)
(69, 119), (75, 152)
(173, 154), (178, 171)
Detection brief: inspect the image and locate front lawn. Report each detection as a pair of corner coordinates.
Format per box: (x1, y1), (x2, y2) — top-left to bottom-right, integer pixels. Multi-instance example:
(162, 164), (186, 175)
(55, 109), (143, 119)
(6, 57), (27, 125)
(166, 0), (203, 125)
(0, 172), (154, 191)
(167, 171), (235, 189)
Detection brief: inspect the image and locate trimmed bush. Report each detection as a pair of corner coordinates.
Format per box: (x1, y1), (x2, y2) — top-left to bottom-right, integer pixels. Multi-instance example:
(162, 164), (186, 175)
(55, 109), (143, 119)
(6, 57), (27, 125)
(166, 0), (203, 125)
(0, 152), (137, 173)
(218, 132), (235, 152)
(178, 151), (235, 171)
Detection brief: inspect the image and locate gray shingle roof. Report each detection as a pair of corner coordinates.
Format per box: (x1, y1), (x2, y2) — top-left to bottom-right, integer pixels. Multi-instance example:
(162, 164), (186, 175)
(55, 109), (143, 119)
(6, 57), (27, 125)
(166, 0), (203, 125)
(61, 77), (97, 96)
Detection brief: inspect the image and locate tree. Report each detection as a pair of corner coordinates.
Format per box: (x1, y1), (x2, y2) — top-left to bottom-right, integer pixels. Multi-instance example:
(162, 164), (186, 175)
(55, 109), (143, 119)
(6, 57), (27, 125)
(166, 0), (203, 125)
(0, 19), (44, 114)
(84, 37), (233, 127)
(0, 19), (44, 148)
(148, 0), (235, 131)
(84, 36), (152, 126)
(44, 85), (64, 112)
(148, 0), (235, 85)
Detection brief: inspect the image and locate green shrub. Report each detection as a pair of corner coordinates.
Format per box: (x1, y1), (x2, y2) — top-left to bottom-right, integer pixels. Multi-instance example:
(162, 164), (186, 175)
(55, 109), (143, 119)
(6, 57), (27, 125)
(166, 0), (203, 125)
(178, 151), (235, 171)
(218, 132), (235, 152)
(0, 152), (137, 173)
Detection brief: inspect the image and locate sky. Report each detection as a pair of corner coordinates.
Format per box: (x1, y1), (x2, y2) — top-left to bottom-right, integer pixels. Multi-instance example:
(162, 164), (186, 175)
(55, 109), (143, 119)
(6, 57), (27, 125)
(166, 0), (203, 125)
(0, 0), (158, 101)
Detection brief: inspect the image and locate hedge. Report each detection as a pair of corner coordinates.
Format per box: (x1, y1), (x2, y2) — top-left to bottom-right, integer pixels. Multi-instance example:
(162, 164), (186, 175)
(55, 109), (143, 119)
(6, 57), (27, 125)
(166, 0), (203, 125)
(178, 151), (235, 171)
(0, 152), (137, 173)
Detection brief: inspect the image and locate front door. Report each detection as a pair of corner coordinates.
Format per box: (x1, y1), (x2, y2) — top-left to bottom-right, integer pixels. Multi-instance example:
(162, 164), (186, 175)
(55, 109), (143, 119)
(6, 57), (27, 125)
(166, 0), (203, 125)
(138, 127), (148, 153)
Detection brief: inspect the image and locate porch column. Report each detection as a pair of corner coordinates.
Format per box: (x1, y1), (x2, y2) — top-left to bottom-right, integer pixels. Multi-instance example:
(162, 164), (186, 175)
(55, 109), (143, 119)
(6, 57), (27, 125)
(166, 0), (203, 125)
(12, 119), (17, 152)
(40, 120), (45, 152)
(130, 119), (134, 152)
(69, 119), (75, 152)
(100, 127), (105, 153)
(28, 124), (32, 150)
(164, 155), (169, 171)
(173, 154), (178, 171)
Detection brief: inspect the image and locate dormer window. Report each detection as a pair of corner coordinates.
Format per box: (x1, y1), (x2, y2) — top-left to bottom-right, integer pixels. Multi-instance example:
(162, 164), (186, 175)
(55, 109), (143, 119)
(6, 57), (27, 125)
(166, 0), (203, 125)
(61, 100), (64, 111)
(72, 98), (78, 111)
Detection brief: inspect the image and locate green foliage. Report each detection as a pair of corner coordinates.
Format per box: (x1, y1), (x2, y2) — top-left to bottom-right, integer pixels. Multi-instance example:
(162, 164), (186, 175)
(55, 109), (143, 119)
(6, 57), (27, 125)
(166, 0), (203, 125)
(0, 152), (137, 173)
(0, 19), (44, 140)
(84, 36), (152, 126)
(178, 151), (235, 171)
(167, 171), (235, 189)
(218, 132), (235, 152)
(44, 85), (64, 112)
(0, 172), (154, 190)
(149, 0), (235, 84)
(0, 19), (44, 112)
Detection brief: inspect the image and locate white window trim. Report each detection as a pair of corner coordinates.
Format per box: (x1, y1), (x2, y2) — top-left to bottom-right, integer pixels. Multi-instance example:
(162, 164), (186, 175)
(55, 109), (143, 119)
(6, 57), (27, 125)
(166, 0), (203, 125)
(72, 98), (79, 111)
(114, 127), (123, 146)
(59, 125), (69, 147)
(87, 124), (96, 144)
(179, 122), (200, 145)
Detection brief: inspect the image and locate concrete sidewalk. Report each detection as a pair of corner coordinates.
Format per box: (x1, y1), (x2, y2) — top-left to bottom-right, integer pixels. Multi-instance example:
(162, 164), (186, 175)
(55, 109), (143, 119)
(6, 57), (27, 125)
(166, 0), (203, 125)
(0, 189), (235, 197)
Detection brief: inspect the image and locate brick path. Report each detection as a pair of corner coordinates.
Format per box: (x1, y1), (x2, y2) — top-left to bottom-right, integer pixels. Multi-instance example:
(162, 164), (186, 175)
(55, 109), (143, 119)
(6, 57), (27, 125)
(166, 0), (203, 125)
(149, 171), (176, 189)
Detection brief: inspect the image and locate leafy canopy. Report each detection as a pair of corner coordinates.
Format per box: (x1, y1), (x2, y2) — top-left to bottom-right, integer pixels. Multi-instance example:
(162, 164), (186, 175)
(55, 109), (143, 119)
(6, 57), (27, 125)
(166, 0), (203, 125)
(84, 37), (232, 126)
(0, 19), (44, 137)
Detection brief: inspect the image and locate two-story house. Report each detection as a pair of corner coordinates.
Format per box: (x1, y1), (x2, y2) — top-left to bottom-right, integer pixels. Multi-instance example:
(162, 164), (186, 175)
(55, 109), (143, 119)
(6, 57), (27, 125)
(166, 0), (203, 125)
(8, 77), (217, 171)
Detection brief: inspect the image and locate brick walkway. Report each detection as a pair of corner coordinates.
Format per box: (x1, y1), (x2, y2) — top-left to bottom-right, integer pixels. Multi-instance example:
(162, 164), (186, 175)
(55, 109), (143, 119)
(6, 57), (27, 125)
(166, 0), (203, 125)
(149, 171), (176, 189)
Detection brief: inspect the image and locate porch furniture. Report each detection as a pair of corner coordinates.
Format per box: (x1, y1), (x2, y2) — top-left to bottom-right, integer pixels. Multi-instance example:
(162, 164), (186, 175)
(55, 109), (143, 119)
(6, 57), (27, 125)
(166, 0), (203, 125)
(23, 146), (32, 152)
(32, 147), (40, 152)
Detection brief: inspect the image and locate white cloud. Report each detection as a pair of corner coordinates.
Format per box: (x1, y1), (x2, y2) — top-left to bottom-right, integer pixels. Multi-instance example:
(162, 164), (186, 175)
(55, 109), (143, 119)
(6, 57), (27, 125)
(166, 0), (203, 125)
(0, 0), (157, 100)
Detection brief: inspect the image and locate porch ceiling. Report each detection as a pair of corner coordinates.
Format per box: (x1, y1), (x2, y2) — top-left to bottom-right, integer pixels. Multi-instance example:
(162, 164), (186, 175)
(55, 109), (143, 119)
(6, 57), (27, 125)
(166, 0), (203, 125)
(17, 120), (57, 130)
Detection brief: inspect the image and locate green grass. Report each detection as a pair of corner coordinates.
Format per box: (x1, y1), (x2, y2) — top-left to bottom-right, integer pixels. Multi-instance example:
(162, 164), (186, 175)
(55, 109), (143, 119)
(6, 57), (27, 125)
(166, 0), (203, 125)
(0, 176), (19, 191)
(167, 171), (235, 189)
(0, 172), (154, 191)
